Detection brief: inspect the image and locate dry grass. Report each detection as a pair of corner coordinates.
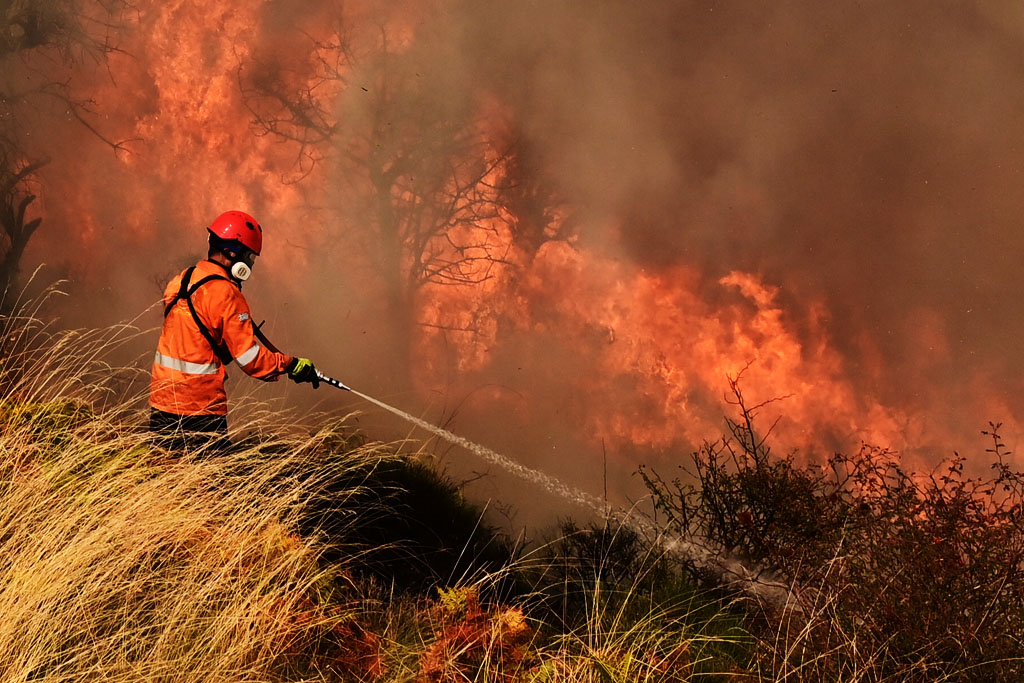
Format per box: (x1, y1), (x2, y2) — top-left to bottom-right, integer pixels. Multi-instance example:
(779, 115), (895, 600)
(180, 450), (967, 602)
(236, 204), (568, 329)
(0, 286), (398, 681)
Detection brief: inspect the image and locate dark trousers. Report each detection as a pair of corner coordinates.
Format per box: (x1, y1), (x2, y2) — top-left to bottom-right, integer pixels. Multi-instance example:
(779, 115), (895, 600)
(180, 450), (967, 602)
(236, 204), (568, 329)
(149, 408), (230, 454)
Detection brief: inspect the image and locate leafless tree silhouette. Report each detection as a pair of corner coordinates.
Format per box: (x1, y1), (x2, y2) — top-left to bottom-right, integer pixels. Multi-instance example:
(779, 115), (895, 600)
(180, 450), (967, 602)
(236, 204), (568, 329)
(0, 0), (133, 297)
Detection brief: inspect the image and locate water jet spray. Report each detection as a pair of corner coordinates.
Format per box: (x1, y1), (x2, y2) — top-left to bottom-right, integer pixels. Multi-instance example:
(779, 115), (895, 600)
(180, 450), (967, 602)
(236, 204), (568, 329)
(315, 370), (605, 512)
(314, 368), (796, 607)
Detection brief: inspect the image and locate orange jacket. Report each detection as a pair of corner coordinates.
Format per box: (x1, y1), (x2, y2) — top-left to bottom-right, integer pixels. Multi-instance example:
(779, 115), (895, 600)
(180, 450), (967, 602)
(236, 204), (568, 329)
(150, 259), (294, 416)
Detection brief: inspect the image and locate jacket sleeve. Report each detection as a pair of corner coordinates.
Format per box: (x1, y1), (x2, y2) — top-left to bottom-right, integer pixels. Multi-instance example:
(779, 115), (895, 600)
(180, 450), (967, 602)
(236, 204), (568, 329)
(216, 286), (295, 381)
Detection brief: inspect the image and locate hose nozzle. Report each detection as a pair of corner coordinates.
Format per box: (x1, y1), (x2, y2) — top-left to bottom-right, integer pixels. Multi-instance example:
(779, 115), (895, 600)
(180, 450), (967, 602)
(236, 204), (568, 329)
(316, 370), (352, 392)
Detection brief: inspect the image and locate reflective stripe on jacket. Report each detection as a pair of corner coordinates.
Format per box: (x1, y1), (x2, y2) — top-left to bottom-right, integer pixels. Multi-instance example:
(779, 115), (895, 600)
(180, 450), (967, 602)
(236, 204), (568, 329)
(149, 259), (294, 416)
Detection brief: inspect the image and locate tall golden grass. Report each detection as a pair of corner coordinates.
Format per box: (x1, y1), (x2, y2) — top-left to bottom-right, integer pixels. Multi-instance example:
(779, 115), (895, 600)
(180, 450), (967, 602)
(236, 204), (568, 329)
(0, 286), (398, 681)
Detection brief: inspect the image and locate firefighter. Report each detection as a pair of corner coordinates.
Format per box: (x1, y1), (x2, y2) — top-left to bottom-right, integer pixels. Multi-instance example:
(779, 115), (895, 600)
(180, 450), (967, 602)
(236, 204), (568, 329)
(149, 210), (319, 449)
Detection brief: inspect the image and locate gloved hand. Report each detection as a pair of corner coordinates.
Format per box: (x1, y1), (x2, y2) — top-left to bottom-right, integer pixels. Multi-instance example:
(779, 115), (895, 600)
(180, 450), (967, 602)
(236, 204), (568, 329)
(287, 357), (320, 388)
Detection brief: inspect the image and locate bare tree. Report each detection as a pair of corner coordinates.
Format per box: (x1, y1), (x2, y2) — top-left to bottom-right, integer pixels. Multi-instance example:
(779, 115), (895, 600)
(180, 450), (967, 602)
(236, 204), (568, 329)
(0, 154), (48, 295)
(354, 72), (513, 303)
(0, 0), (131, 298)
(239, 26), (534, 380)
(241, 26), (519, 299)
(238, 16), (592, 393)
(0, 0), (122, 59)
(500, 135), (577, 256)
(238, 22), (351, 181)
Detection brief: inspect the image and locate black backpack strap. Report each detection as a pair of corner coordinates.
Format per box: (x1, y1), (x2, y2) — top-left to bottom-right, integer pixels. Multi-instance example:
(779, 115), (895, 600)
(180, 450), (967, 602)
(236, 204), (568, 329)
(163, 266), (235, 365)
(252, 319), (283, 354)
(163, 266), (196, 318)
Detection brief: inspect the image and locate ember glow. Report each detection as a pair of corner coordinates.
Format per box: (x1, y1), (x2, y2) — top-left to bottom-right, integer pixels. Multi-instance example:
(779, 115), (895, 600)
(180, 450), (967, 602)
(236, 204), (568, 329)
(11, 1), (1024, 511)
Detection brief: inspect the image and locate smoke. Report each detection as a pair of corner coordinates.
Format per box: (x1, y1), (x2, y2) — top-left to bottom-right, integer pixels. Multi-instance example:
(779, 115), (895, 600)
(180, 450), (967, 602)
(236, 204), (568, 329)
(11, 0), (1024, 523)
(448, 0), (1024, 449)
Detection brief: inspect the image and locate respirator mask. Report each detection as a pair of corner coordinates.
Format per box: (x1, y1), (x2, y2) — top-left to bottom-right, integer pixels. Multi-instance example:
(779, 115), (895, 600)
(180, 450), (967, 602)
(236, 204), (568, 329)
(229, 249), (257, 282)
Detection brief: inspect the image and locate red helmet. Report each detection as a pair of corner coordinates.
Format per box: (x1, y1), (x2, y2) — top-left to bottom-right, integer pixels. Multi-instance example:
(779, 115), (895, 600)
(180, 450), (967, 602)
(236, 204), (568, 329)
(207, 210), (263, 255)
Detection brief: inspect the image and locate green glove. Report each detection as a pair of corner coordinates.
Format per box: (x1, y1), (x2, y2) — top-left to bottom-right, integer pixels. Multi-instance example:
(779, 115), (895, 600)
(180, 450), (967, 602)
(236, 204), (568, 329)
(287, 357), (320, 388)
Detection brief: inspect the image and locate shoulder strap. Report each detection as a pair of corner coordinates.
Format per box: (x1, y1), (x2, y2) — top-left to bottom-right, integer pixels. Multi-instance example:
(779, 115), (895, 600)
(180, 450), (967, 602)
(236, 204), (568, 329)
(163, 266), (235, 365)
(163, 266), (196, 318)
(252, 320), (283, 354)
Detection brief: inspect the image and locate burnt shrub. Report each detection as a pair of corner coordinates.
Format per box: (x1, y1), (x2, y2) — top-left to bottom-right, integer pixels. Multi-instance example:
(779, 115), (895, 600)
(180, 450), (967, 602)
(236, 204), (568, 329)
(641, 383), (1024, 681)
